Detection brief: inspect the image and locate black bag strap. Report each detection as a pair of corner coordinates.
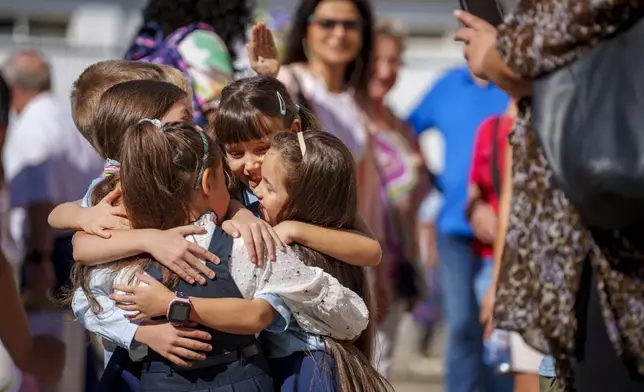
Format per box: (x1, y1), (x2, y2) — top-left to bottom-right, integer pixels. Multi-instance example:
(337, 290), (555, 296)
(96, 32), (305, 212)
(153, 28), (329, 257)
(491, 117), (501, 197)
(288, 67), (314, 114)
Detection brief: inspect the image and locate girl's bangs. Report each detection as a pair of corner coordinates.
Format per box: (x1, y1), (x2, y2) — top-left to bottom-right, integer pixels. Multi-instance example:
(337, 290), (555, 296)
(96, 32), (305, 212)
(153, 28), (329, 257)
(214, 105), (277, 145)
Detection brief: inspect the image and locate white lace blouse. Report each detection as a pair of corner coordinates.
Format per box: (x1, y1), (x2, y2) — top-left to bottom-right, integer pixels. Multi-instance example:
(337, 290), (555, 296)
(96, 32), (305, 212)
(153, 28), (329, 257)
(72, 213), (369, 361)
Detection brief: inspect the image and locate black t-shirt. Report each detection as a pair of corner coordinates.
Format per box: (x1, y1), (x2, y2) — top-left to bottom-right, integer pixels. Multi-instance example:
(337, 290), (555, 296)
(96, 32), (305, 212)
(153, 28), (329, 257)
(0, 74), (9, 127)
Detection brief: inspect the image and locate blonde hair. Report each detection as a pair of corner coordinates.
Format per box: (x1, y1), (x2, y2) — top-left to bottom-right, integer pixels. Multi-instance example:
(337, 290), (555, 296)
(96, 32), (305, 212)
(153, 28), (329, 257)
(374, 19), (407, 53)
(70, 60), (191, 157)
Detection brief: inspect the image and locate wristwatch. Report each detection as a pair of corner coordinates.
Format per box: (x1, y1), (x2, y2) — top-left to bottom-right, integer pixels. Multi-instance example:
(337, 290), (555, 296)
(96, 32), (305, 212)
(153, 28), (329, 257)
(167, 292), (192, 325)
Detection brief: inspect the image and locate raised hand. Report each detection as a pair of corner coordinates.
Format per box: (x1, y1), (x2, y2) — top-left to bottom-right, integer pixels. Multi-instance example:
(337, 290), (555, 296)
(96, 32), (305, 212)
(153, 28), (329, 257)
(247, 23), (280, 78)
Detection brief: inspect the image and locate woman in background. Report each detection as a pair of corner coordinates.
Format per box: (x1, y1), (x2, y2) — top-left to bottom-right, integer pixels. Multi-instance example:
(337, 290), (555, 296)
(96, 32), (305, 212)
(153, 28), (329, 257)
(359, 19), (429, 378)
(278, 0), (386, 302)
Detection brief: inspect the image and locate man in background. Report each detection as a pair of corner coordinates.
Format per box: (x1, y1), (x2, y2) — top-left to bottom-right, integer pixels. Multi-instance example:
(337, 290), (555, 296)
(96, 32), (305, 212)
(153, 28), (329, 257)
(2, 50), (102, 392)
(408, 66), (510, 392)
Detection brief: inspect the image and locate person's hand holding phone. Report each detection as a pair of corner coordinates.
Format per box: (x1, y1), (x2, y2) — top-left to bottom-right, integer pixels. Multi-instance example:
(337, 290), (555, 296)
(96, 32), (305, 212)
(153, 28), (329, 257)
(454, 10), (499, 81)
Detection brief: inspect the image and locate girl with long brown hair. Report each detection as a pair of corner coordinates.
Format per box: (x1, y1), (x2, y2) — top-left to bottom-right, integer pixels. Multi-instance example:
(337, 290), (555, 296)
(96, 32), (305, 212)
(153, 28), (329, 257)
(254, 131), (392, 391)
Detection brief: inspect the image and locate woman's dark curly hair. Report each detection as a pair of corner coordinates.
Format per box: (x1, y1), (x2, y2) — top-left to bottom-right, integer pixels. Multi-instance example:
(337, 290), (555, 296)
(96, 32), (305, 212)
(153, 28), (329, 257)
(283, 0), (374, 95)
(142, 0), (256, 61)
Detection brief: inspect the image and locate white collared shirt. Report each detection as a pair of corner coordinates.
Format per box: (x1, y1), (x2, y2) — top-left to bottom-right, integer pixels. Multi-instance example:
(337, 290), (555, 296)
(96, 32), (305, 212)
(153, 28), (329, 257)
(2, 92), (102, 261)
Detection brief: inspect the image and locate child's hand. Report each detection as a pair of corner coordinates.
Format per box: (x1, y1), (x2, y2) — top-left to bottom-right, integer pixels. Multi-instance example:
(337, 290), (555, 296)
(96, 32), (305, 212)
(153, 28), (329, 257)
(272, 221), (298, 245)
(144, 226), (219, 285)
(77, 188), (130, 238)
(135, 320), (212, 368)
(247, 23), (280, 78)
(112, 272), (173, 320)
(223, 217), (285, 266)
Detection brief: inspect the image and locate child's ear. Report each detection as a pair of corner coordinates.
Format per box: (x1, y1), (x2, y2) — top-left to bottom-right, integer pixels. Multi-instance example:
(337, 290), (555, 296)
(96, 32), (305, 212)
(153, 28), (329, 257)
(201, 168), (212, 194)
(290, 118), (302, 133)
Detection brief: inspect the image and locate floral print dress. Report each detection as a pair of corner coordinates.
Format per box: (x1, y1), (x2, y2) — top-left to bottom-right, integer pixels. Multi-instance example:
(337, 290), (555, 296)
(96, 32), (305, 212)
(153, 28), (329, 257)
(491, 0), (644, 388)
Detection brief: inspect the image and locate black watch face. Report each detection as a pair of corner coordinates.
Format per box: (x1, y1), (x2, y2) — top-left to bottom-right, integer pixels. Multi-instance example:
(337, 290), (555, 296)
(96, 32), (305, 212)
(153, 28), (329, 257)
(168, 302), (191, 324)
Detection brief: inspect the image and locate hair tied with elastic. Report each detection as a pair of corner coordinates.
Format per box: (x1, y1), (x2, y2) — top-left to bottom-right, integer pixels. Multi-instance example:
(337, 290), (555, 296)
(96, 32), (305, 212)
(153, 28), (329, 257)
(277, 91), (286, 116)
(297, 132), (307, 157)
(103, 158), (120, 178)
(138, 118), (162, 129)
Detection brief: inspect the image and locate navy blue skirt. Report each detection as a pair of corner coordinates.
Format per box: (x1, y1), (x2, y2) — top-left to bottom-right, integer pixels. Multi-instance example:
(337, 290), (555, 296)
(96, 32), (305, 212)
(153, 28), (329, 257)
(269, 351), (337, 392)
(139, 354), (274, 392)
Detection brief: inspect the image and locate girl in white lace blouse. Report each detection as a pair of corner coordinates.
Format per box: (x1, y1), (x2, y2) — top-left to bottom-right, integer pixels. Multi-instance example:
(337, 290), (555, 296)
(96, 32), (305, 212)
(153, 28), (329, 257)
(68, 119), (369, 391)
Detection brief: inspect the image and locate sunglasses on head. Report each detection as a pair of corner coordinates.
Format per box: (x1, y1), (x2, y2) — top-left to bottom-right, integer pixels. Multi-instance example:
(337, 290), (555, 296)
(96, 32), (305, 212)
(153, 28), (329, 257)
(307, 16), (363, 31)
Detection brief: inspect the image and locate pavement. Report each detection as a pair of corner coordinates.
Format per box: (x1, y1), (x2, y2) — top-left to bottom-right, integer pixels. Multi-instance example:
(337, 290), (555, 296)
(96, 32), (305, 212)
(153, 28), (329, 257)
(387, 314), (445, 391)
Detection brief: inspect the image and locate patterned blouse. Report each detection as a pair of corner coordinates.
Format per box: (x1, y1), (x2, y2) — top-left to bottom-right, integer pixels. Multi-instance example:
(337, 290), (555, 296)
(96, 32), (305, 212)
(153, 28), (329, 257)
(491, 0), (644, 387)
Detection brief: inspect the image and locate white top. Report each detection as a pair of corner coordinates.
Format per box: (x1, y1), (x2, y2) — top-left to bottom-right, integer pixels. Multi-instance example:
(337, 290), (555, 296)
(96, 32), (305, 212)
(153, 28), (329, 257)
(278, 65), (367, 162)
(72, 213), (369, 362)
(2, 93), (102, 261)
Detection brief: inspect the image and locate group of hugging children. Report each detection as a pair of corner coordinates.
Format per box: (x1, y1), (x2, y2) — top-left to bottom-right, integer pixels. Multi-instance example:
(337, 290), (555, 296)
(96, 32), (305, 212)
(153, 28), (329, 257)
(44, 48), (391, 392)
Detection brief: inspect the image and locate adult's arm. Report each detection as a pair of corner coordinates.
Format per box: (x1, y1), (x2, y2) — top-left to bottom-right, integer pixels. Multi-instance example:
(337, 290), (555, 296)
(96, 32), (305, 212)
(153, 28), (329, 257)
(0, 253), (65, 384)
(490, 139), (513, 293)
(497, 0), (643, 79)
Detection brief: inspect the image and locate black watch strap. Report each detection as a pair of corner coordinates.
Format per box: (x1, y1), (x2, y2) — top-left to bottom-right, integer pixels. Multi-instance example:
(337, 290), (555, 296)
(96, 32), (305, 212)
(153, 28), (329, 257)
(176, 291), (190, 300)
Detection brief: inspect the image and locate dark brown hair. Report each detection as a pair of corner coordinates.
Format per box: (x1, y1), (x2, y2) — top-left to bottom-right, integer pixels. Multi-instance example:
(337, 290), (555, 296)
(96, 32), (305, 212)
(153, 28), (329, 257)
(212, 76), (320, 145)
(211, 76), (321, 193)
(271, 131), (392, 392)
(119, 120), (222, 288)
(70, 60), (191, 156)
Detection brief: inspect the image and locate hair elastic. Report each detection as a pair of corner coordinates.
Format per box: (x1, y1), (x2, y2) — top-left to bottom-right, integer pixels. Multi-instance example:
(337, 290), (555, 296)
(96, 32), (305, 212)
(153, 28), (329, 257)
(103, 158), (120, 178)
(138, 118), (162, 129)
(194, 130), (209, 189)
(297, 132), (307, 157)
(276, 91), (287, 116)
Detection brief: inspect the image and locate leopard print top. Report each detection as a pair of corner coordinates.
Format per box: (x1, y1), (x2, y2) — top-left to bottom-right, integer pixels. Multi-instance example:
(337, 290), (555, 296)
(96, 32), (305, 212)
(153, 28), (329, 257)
(492, 0), (644, 388)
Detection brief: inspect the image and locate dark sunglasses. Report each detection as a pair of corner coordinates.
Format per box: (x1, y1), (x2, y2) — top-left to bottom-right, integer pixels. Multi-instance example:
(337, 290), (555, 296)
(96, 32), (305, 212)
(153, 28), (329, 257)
(307, 16), (363, 31)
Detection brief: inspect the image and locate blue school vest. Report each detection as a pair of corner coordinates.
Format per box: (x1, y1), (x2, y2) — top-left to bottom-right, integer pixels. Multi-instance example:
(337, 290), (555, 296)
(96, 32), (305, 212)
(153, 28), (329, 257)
(139, 226), (274, 391)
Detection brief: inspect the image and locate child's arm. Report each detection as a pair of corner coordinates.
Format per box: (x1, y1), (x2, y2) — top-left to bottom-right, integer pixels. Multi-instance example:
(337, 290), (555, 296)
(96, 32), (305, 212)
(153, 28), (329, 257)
(73, 227), (217, 285)
(273, 215), (382, 267)
(48, 200), (82, 229)
(71, 271), (141, 350)
(49, 189), (129, 238)
(111, 273), (287, 335)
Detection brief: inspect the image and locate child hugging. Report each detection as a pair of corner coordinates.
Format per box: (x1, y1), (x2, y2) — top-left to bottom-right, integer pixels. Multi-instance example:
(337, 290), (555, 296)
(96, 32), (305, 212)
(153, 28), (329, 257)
(254, 131), (393, 392)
